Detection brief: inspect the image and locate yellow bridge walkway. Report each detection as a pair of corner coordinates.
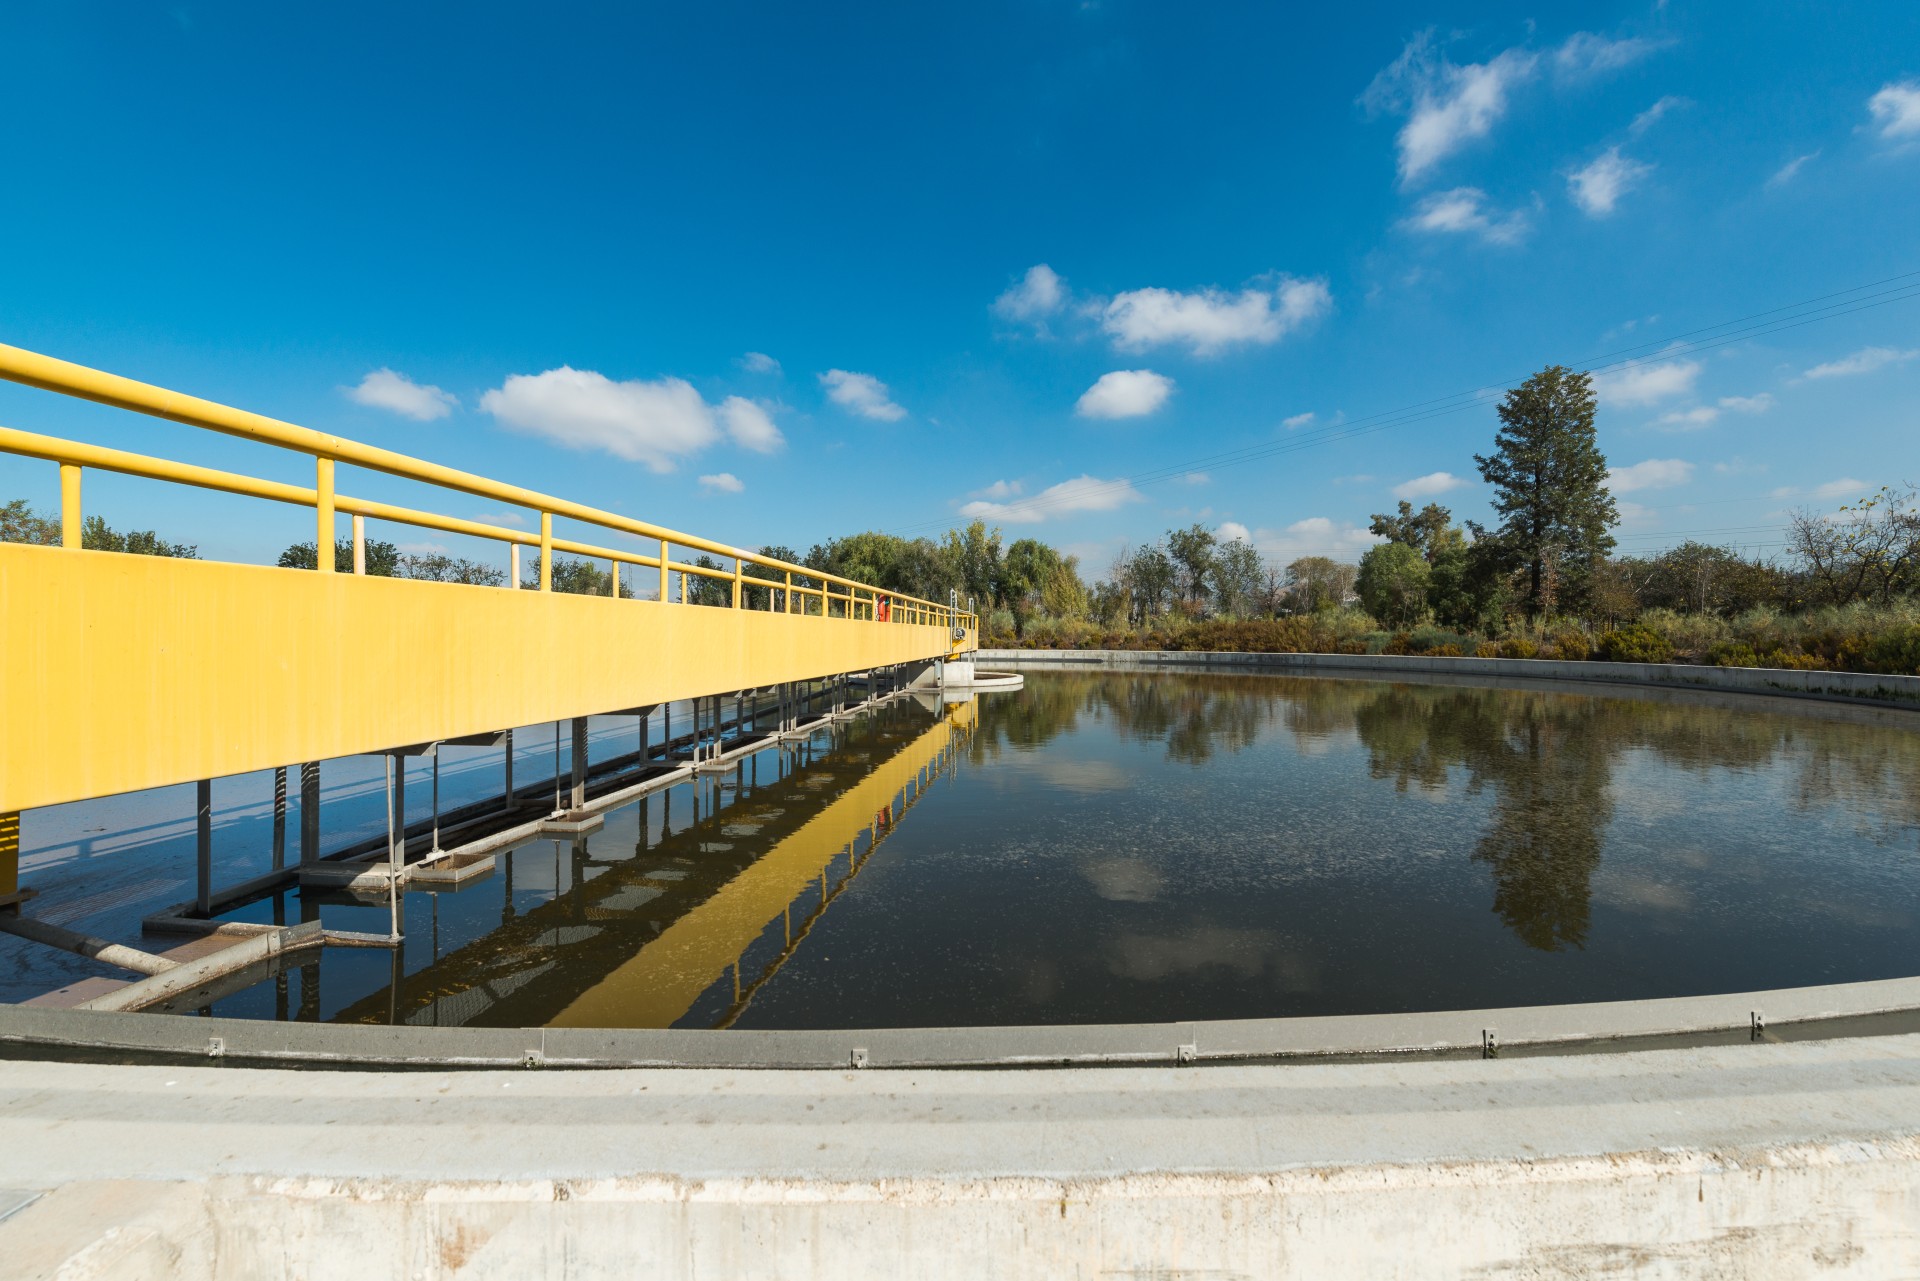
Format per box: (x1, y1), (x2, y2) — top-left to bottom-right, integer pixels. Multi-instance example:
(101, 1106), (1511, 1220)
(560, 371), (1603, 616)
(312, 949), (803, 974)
(0, 343), (976, 910)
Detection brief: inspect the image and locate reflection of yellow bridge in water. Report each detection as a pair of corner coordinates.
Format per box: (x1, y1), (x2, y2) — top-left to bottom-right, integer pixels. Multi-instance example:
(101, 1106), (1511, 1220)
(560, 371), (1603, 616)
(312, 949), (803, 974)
(335, 697), (973, 1030)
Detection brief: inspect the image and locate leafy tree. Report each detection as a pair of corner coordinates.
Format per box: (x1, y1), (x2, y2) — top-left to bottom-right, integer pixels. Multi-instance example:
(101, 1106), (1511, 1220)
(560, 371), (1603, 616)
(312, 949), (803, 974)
(684, 553), (733, 607)
(1356, 541), (1430, 627)
(1284, 556), (1356, 613)
(81, 515), (199, 558)
(1213, 535), (1266, 617)
(939, 519), (1002, 611)
(1473, 365), (1617, 619)
(744, 544), (800, 609)
(1368, 501), (1459, 562)
(1428, 538), (1509, 631)
(400, 552), (506, 586)
(1165, 523), (1217, 614)
(1, 498), (59, 545)
(280, 538), (397, 574)
(1000, 538), (1085, 634)
(1125, 543), (1177, 623)
(1787, 485), (1920, 607)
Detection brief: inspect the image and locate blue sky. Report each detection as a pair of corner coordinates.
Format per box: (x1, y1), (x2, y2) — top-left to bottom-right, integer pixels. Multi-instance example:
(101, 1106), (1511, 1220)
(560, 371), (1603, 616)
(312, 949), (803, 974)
(1, 1), (1917, 576)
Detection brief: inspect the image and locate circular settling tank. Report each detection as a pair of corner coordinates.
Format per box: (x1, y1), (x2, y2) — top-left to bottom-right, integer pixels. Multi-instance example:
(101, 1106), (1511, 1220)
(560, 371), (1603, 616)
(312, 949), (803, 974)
(180, 668), (1920, 1035)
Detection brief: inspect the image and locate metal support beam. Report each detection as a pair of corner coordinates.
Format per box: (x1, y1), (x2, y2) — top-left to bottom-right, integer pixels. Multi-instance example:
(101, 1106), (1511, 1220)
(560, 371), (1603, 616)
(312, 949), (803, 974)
(194, 779), (212, 917)
(299, 762), (319, 864)
(271, 766), (287, 871)
(0, 810), (18, 905)
(503, 728), (515, 808)
(570, 716), (589, 811)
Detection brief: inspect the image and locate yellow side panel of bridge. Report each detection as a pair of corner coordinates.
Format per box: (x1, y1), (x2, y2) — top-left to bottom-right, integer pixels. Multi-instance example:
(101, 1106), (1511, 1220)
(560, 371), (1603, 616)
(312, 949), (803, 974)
(0, 543), (973, 813)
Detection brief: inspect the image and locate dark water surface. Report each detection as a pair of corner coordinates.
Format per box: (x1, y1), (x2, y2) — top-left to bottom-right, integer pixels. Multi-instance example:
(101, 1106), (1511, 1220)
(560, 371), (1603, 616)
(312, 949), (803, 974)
(199, 671), (1920, 1030)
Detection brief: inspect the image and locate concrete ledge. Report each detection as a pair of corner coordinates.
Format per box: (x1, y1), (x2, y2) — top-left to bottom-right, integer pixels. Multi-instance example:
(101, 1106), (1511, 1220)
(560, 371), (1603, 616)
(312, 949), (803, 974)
(3, 1037), (1920, 1277)
(5, 974), (1920, 1069)
(978, 647), (1920, 709)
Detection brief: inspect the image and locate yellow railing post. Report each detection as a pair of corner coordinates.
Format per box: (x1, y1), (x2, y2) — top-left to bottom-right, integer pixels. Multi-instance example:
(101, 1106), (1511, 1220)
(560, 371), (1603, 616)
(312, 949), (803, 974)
(315, 457), (335, 572)
(732, 557), (742, 609)
(785, 571), (793, 614)
(58, 463), (81, 549)
(659, 540), (670, 603)
(608, 559), (619, 597)
(539, 512), (553, 591)
(352, 514), (366, 575)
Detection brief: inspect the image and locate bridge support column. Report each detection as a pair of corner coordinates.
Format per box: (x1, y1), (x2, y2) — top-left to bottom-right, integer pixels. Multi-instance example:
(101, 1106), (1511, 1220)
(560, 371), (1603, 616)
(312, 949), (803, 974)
(271, 767), (287, 871)
(194, 780), (212, 917)
(299, 763), (320, 865)
(570, 717), (589, 812)
(503, 730), (515, 809)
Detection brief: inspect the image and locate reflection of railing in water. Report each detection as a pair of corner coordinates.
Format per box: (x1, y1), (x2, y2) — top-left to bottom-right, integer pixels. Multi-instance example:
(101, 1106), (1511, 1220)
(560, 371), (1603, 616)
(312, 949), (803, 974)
(317, 698), (972, 1028)
(550, 700), (972, 1027)
(708, 740), (949, 1029)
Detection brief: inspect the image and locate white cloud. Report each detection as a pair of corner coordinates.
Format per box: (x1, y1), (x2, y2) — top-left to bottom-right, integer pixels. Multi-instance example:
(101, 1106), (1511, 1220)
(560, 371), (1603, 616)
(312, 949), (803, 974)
(1392, 471), (1467, 500)
(819, 369), (907, 421)
(1217, 521), (1252, 544)
(1400, 187), (1531, 244)
(1718, 393), (1774, 414)
(1774, 478), (1870, 503)
(718, 396), (784, 453)
(958, 474), (1144, 524)
(1629, 95), (1688, 136)
(1567, 147), (1653, 217)
(1249, 517), (1382, 567)
(1595, 358), (1701, 406)
(698, 472), (743, 494)
(993, 264), (1065, 323)
(738, 352), (781, 375)
(1653, 406), (1719, 430)
(1075, 369), (1175, 419)
(1802, 346), (1920, 380)
(396, 540), (449, 556)
(1362, 33), (1539, 185)
(1101, 277), (1331, 355)
(1608, 458), (1695, 493)
(970, 479), (1023, 501)
(479, 367), (718, 473)
(1555, 32), (1664, 79)
(1282, 411), (1316, 430)
(345, 368), (457, 421)
(1868, 80), (1920, 139)
(1767, 151), (1818, 188)
(1178, 472), (1211, 486)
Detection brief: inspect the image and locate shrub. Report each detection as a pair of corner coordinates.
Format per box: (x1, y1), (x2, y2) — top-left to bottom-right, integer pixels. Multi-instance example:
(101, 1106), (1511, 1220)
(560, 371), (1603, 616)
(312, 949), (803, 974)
(1762, 649), (1829, 671)
(1550, 629), (1592, 662)
(1498, 637), (1539, 660)
(1596, 623), (1675, 664)
(1427, 643), (1464, 657)
(1710, 642), (1760, 668)
(1474, 641), (1501, 659)
(1861, 625), (1920, 676)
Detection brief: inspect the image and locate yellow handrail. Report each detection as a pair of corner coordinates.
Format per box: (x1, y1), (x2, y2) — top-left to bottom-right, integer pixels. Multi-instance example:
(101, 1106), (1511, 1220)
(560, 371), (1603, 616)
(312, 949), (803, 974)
(0, 344), (980, 630)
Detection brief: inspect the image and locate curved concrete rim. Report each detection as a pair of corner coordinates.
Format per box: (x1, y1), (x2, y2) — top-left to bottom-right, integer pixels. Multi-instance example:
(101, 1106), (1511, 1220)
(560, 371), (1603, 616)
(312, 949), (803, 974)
(3, 974), (1919, 1070)
(976, 646), (1920, 710)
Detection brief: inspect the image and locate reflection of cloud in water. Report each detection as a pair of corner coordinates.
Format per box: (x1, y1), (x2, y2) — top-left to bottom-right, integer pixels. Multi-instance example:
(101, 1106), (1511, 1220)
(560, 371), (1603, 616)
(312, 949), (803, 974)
(1108, 925), (1272, 981)
(1031, 759), (1131, 793)
(1805, 898), (1913, 931)
(1082, 857), (1164, 902)
(1594, 874), (1692, 913)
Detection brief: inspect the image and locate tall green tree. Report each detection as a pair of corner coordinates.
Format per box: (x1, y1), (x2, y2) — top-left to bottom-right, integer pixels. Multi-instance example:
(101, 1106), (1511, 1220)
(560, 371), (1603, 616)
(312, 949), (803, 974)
(1368, 501), (1459, 562)
(1356, 542), (1430, 627)
(1165, 523), (1217, 614)
(1283, 556), (1356, 613)
(1473, 365), (1617, 619)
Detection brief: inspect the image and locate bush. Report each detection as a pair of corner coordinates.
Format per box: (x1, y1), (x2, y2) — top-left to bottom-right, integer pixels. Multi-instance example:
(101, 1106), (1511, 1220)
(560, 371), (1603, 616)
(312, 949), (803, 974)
(1596, 623), (1675, 664)
(1550, 629), (1592, 662)
(1474, 641), (1501, 659)
(1710, 642), (1760, 668)
(1498, 637), (1538, 660)
(1861, 625), (1920, 676)
(1427, 643), (1464, 657)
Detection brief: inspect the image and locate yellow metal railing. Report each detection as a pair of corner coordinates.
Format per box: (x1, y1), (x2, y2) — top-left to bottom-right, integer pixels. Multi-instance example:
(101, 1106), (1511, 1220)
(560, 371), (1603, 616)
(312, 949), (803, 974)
(0, 343), (976, 630)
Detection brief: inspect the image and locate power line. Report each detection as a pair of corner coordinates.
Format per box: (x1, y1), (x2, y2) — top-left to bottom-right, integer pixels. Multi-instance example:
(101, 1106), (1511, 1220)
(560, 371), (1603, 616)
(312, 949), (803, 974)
(889, 268), (1920, 536)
